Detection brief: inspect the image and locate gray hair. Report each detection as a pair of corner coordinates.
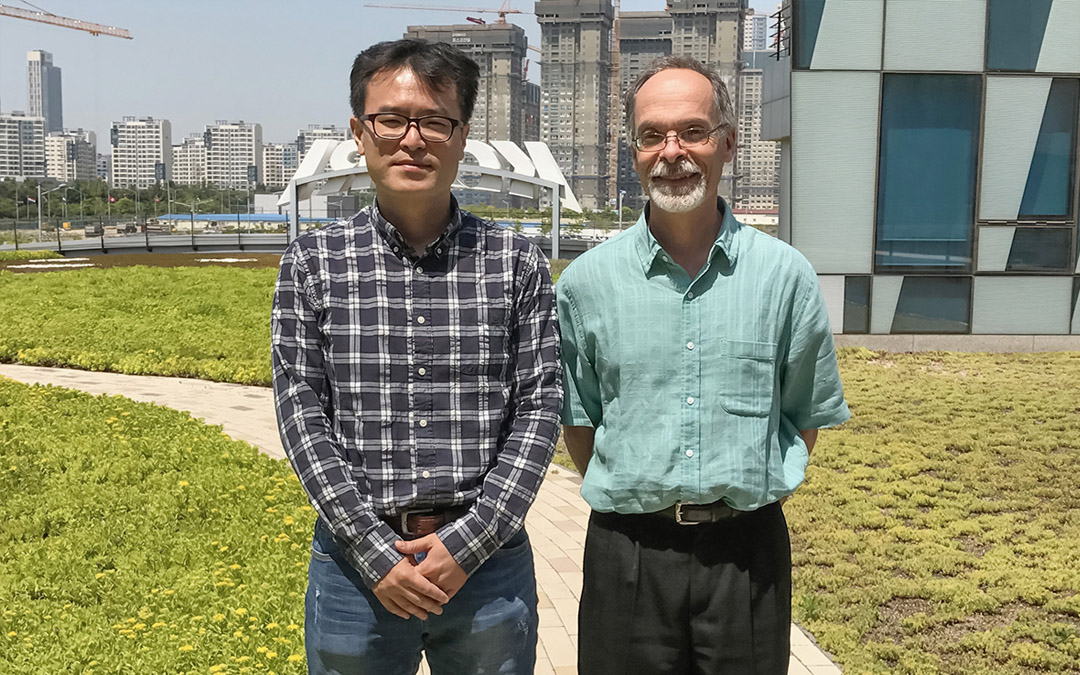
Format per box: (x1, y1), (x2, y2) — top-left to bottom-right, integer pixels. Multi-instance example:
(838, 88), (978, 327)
(624, 55), (736, 138)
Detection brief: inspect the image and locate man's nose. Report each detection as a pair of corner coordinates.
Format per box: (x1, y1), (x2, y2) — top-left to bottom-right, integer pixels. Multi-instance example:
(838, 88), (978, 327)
(658, 134), (687, 163)
(399, 121), (426, 150)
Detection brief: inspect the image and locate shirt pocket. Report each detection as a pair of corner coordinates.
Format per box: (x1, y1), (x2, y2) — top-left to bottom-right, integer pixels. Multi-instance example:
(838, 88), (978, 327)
(717, 339), (778, 417)
(455, 298), (511, 379)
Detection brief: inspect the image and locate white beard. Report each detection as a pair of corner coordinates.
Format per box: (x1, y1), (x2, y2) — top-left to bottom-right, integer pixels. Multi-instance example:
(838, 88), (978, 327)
(646, 159), (708, 214)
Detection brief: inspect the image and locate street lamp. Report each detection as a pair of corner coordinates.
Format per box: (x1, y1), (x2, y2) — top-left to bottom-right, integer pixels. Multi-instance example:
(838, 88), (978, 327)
(37, 182), (66, 242)
(65, 186), (85, 225)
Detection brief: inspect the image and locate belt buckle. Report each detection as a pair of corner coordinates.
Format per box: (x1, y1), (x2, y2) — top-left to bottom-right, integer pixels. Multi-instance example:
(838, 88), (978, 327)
(400, 509), (435, 536)
(673, 503), (701, 526)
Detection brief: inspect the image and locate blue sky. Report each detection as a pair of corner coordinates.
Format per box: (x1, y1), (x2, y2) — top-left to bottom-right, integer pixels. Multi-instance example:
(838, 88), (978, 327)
(0, 0), (777, 147)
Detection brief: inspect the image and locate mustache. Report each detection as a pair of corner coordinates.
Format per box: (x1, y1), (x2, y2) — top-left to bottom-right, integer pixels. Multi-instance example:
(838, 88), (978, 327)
(649, 159), (701, 179)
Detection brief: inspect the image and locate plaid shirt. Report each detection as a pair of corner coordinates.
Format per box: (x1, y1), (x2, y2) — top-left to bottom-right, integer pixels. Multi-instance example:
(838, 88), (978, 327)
(271, 200), (562, 588)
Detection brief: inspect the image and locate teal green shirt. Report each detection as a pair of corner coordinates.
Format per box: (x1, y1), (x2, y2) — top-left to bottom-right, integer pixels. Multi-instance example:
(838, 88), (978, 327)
(557, 200), (850, 513)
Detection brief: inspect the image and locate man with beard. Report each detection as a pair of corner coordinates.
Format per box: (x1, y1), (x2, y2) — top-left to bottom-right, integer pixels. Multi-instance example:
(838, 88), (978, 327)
(556, 56), (849, 674)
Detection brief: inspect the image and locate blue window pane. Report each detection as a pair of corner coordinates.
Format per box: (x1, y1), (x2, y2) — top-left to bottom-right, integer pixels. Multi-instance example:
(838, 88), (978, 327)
(891, 277), (971, 334)
(843, 276), (870, 334)
(1006, 227), (1072, 271)
(1020, 79), (1079, 219)
(794, 0), (825, 69)
(987, 0), (1053, 72)
(876, 75), (981, 270)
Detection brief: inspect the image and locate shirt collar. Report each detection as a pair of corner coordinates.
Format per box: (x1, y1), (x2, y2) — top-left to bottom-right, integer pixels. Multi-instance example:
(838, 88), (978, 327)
(370, 195), (464, 261)
(632, 196), (741, 274)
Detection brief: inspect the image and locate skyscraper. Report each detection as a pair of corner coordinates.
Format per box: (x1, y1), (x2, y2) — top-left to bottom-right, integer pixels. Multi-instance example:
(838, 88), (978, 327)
(45, 129), (96, 183)
(617, 11), (673, 209)
(743, 10), (769, 52)
(204, 120), (262, 189)
(110, 116), (172, 188)
(536, 0), (614, 210)
(734, 51), (780, 212)
(27, 50), (62, 134)
(405, 22), (528, 144)
(172, 134), (207, 186)
(666, 0), (747, 201)
(0, 112), (45, 180)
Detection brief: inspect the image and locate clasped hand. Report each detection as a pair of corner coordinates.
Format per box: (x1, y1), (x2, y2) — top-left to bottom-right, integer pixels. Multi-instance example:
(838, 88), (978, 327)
(371, 534), (468, 620)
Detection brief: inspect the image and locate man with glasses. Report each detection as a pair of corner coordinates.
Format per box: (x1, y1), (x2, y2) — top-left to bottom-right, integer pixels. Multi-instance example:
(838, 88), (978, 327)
(557, 56), (849, 674)
(272, 39), (562, 674)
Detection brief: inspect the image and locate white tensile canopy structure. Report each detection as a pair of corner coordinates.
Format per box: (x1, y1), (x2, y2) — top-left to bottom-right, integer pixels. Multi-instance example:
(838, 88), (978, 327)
(277, 138), (582, 258)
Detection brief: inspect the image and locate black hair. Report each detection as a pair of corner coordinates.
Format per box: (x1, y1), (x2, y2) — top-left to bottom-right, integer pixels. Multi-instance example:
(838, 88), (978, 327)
(349, 39), (481, 123)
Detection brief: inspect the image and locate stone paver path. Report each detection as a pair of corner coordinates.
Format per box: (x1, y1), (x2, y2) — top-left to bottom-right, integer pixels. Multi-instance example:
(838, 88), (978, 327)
(0, 364), (842, 674)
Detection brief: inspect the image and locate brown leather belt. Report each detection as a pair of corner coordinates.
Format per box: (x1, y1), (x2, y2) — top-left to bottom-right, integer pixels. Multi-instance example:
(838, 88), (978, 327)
(655, 500), (749, 525)
(382, 507), (470, 538)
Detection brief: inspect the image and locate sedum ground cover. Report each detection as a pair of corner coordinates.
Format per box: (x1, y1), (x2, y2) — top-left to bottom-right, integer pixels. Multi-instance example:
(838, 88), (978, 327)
(0, 260), (569, 387)
(0, 377), (313, 674)
(0, 250), (63, 261)
(2, 265), (1080, 672)
(0, 266), (276, 385)
(791, 349), (1080, 674)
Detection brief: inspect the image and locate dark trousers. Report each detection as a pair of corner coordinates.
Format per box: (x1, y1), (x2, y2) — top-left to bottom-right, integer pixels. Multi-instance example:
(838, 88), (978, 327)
(578, 502), (792, 675)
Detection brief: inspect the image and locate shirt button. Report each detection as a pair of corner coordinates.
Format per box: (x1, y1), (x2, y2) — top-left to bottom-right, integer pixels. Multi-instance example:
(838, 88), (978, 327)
(686, 449), (694, 458)
(417, 316), (425, 324)
(436, 248), (443, 255)
(422, 470), (431, 479)
(419, 419), (428, 428)
(687, 291), (695, 299)
(418, 367), (426, 376)
(687, 396), (695, 405)
(686, 341), (695, 350)
(660, 254), (669, 262)
(416, 266), (424, 274)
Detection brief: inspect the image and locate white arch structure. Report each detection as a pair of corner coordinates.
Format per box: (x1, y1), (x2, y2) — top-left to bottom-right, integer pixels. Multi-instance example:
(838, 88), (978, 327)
(277, 138), (582, 258)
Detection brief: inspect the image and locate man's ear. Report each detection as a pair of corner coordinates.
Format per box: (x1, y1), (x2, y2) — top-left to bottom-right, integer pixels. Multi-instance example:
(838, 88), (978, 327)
(349, 116), (365, 156)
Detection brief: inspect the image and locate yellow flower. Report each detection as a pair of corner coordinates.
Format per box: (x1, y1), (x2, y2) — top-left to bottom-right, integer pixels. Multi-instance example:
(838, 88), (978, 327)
(266, 650), (278, 659)
(212, 614), (225, 622)
(234, 608), (247, 616)
(163, 589), (174, 596)
(95, 573), (105, 579)
(209, 665), (226, 673)
(234, 629), (244, 638)
(219, 545), (229, 552)
(288, 654), (303, 663)
(121, 412), (130, 416)
(6, 631), (16, 637)
(284, 516), (295, 526)
(230, 564), (242, 570)
(265, 622), (279, 629)
(256, 646), (268, 654)
(133, 623), (145, 631)
(178, 644), (194, 652)
(286, 624), (299, 631)
(152, 622), (166, 629)
(177, 480), (189, 488)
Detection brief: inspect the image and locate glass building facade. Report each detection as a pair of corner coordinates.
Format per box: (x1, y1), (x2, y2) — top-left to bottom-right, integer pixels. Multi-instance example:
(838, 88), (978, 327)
(764, 0), (1080, 336)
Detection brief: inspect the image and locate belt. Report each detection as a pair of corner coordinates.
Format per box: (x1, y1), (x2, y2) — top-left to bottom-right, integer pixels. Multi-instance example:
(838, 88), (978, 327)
(655, 500), (749, 525)
(382, 507), (470, 538)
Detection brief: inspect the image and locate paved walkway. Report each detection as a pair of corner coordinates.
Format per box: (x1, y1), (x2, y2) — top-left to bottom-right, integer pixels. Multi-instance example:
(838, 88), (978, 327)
(0, 364), (841, 674)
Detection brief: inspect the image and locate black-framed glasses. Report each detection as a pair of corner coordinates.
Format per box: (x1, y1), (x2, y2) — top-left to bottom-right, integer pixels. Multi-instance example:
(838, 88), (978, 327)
(360, 113), (462, 143)
(632, 122), (726, 152)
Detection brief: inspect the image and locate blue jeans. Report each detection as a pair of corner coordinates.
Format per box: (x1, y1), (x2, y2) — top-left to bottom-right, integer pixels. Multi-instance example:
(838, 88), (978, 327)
(305, 518), (538, 675)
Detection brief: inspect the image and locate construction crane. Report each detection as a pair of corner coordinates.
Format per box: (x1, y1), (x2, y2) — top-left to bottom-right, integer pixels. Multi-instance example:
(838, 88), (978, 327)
(363, 1), (525, 25)
(0, 3), (132, 38)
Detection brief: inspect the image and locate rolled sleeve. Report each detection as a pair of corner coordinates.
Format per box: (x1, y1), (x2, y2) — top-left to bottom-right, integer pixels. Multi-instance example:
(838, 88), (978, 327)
(779, 271), (851, 430)
(271, 242), (403, 588)
(556, 273), (602, 428)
